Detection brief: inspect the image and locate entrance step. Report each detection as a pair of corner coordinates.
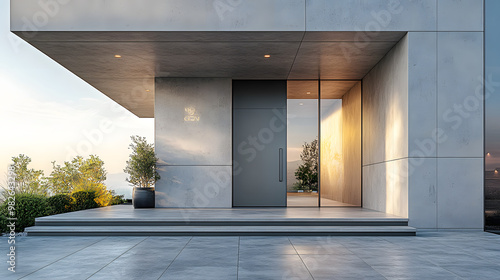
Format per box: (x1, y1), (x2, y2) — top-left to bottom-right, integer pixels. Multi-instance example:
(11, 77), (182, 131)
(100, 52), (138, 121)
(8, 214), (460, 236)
(33, 219), (409, 227)
(25, 225), (416, 236)
(25, 205), (416, 236)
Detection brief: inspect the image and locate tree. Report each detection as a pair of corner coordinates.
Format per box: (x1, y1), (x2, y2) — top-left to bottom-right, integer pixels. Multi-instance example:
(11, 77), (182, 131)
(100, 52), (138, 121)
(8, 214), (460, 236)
(294, 139), (319, 191)
(1, 155), (49, 197)
(124, 136), (160, 188)
(47, 155), (112, 206)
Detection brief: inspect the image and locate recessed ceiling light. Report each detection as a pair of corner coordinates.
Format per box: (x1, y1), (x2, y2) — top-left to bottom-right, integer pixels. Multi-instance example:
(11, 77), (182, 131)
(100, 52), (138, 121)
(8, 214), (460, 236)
(114, 55), (122, 58)
(299, 102), (304, 106)
(264, 54), (271, 58)
(487, 153), (491, 156)
(146, 89), (150, 92)
(306, 91), (311, 95)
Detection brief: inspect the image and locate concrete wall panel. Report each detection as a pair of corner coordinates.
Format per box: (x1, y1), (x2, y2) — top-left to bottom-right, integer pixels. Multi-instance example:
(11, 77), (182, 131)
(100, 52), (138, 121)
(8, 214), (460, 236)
(306, 0), (436, 32)
(408, 32), (437, 157)
(437, 32), (484, 157)
(155, 78), (232, 208)
(437, 158), (484, 229)
(363, 35), (408, 165)
(362, 35), (408, 218)
(11, 0), (305, 32)
(155, 78), (231, 166)
(155, 166), (232, 208)
(362, 159), (409, 218)
(438, 0), (484, 31)
(408, 158), (437, 228)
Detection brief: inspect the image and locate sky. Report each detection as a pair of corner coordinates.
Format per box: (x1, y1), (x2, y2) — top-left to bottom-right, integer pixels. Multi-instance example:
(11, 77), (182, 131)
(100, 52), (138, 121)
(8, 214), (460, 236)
(0, 0), (154, 198)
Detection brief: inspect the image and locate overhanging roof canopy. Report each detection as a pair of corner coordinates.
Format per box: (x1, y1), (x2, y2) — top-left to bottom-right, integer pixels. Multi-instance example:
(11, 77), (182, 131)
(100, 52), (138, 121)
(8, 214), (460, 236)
(11, 1), (406, 117)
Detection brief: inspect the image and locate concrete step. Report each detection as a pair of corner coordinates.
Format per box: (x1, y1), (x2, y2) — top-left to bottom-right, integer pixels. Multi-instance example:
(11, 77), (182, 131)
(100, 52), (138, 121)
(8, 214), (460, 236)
(25, 225), (416, 236)
(35, 219), (408, 227)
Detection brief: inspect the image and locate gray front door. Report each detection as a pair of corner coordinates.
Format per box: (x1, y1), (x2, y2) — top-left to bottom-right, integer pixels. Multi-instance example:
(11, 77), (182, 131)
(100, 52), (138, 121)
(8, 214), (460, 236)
(233, 81), (287, 207)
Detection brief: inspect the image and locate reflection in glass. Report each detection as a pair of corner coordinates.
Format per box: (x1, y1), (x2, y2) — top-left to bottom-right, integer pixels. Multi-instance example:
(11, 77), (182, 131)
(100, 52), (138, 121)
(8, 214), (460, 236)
(287, 81), (319, 207)
(485, 0), (500, 230)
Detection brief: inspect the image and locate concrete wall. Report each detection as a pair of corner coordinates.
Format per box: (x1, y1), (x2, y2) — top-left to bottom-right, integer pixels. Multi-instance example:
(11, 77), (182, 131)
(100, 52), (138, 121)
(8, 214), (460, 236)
(342, 82), (362, 206)
(362, 27), (485, 229)
(10, 0), (305, 32)
(11, 0), (484, 33)
(406, 30), (484, 229)
(154, 78), (232, 208)
(362, 35), (409, 218)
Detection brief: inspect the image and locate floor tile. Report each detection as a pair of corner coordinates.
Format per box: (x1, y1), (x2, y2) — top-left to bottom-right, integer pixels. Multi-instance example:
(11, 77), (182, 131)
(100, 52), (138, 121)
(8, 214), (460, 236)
(238, 254), (312, 280)
(3, 231), (500, 280)
(441, 265), (500, 279)
(371, 265), (461, 279)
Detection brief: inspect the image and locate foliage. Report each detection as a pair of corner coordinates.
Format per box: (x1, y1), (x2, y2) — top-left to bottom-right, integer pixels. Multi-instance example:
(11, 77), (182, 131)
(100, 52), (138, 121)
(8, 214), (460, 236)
(72, 184), (112, 207)
(124, 136), (160, 188)
(0, 155), (49, 200)
(0, 177), (11, 204)
(47, 155), (113, 206)
(70, 191), (99, 211)
(46, 194), (72, 215)
(109, 191), (126, 205)
(48, 191), (106, 214)
(47, 155), (107, 194)
(0, 191), (105, 233)
(294, 139), (319, 191)
(0, 194), (48, 232)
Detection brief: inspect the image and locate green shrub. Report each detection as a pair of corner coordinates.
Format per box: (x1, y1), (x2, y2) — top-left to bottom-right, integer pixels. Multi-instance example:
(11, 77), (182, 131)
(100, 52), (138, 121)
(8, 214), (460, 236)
(110, 194), (126, 205)
(0, 194), (48, 233)
(71, 190), (99, 211)
(47, 194), (72, 215)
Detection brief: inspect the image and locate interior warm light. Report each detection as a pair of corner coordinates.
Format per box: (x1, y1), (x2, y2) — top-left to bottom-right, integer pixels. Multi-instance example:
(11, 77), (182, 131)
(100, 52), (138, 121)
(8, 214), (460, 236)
(264, 54), (271, 58)
(487, 153), (491, 156)
(114, 55), (122, 58)
(146, 89), (150, 92)
(306, 91), (311, 95)
(495, 169), (498, 174)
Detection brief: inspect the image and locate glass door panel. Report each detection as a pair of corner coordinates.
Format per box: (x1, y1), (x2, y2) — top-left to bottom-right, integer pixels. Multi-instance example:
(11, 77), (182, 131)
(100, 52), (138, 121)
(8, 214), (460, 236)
(287, 80), (319, 207)
(286, 80), (361, 207)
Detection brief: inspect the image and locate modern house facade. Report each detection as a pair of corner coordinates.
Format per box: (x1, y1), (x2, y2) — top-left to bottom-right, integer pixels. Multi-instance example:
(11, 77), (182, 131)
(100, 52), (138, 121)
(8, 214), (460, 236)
(10, 0), (500, 230)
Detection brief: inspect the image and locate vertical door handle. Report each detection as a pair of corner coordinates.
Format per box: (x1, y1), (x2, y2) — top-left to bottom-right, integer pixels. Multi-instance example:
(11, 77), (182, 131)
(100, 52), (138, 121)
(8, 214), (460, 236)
(279, 148), (283, 182)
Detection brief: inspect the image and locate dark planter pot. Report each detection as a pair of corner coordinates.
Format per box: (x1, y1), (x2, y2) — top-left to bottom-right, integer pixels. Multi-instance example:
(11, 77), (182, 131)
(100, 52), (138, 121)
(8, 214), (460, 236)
(132, 187), (155, 208)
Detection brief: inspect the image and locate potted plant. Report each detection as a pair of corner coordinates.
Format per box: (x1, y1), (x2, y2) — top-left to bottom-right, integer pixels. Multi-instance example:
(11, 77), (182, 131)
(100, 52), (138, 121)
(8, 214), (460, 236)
(124, 136), (160, 208)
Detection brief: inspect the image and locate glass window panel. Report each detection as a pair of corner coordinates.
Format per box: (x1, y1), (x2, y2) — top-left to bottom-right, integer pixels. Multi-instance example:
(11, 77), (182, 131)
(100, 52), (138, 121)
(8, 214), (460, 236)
(485, 0), (500, 230)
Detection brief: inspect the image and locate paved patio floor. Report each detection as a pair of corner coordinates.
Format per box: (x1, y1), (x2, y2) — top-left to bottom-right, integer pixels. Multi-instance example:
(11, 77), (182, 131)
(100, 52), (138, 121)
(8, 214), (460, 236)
(2, 231), (500, 279)
(34, 204), (405, 222)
